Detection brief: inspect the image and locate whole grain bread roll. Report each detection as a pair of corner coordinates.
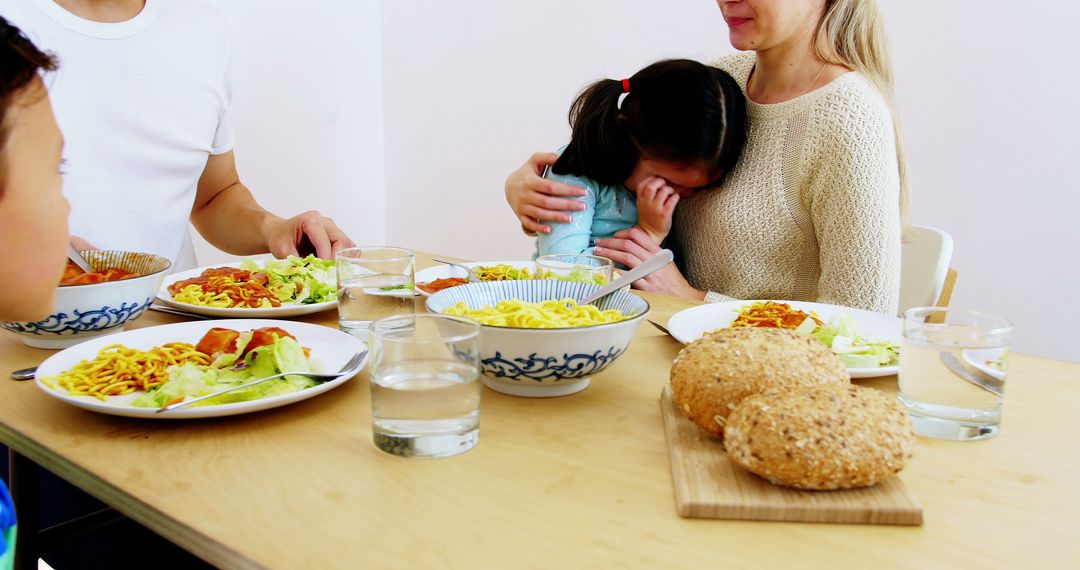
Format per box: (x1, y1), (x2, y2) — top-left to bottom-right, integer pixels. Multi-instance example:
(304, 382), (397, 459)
(669, 327), (849, 437)
(724, 384), (915, 490)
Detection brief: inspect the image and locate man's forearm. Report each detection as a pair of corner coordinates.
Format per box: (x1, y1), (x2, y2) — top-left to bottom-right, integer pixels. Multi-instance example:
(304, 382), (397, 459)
(190, 182), (279, 255)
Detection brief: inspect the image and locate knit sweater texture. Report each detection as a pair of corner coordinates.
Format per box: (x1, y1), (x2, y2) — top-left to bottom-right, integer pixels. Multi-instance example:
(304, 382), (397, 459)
(671, 52), (901, 314)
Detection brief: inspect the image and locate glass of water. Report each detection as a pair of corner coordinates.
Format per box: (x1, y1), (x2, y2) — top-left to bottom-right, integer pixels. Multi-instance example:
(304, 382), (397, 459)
(368, 314), (482, 458)
(535, 253), (613, 285)
(898, 307), (1013, 441)
(336, 247), (415, 340)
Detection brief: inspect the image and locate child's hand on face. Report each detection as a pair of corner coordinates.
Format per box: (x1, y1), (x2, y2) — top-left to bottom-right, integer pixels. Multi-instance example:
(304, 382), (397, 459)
(634, 175), (680, 245)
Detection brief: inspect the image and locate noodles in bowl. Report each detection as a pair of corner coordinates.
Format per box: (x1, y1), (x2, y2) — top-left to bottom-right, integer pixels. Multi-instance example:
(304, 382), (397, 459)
(443, 298), (630, 328)
(425, 280), (648, 397)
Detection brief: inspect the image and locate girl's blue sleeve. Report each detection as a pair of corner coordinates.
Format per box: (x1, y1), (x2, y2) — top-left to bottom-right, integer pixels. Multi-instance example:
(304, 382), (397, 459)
(535, 173), (598, 256)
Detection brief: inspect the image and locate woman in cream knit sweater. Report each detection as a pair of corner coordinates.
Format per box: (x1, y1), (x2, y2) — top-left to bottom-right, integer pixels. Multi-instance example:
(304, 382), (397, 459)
(505, 0), (905, 315)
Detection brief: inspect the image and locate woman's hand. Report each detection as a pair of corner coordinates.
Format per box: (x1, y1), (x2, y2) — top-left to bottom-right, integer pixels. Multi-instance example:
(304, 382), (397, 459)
(593, 227), (706, 300)
(633, 176), (679, 245)
(505, 152), (587, 234)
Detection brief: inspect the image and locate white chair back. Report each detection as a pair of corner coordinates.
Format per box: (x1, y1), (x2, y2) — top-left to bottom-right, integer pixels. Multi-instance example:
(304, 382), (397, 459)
(899, 225), (954, 316)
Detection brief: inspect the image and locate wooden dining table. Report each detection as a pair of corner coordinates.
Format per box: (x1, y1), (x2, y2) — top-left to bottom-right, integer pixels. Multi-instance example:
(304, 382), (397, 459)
(2, 251), (1078, 569)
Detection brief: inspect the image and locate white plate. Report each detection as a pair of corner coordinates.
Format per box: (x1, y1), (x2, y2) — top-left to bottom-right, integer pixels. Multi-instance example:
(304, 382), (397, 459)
(666, 300), (901, 379)
(156, 261), (337, 318)
(962, 348), (1008, 382)
(414, 260), (536, 297)
(34, 319), (367, 419)
(362, 287), (419, 298)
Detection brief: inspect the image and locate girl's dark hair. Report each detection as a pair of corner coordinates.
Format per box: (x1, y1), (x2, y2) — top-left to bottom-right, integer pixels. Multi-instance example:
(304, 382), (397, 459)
(0, 16), (58, 190)
(553, 59), (746, 188)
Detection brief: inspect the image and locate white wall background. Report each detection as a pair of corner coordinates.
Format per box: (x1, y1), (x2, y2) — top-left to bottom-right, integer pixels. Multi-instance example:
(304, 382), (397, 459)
(208, 0), (1079, 362)
(879, 0), (1080, 363)
(193, 0), (384, 264)
(381, 1), (728, 259)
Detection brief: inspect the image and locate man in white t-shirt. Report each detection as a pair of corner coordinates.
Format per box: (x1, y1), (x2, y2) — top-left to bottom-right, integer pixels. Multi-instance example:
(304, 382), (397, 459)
(0, 0), (354, 270)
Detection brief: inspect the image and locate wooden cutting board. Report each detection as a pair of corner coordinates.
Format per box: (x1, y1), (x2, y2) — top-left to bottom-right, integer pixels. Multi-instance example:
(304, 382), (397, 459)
(660, 386), (923, 525)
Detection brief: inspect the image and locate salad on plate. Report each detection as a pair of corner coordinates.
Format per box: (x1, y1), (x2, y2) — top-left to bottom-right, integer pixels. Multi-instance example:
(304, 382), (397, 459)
(168, 255), (336, 309)
(40, 326), (324, 409)
(34, 319), (368, 419)
(666, 300), (902, 378)
(133, 327), (320, 408)
(158, 256), (339, 317)
(731, 301), (899, 368)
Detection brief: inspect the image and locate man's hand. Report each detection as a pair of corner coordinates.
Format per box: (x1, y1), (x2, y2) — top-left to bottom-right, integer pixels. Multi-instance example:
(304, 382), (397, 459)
(633, 176), (679, 245)
(262, 210), (355, 259)
(192, 151), (355, 259)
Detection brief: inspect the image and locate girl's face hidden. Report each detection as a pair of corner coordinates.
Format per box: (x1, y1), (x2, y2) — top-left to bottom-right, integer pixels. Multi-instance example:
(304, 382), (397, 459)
(625, 158), (713, 199)
(716, 0), (825, 52)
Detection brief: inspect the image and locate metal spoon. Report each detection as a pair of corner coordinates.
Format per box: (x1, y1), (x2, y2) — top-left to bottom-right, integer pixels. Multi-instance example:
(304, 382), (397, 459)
(67, 243), (94, 273)
(578, 249), (674, 305)
(431, 259), (481, 283)
(10, 367), (36, 381)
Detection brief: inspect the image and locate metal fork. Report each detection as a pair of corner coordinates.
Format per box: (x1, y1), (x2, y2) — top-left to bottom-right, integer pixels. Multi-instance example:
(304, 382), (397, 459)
(155, 350), (367, 413)
(431, 258), (481, 283)
(67, 243), (94, 273)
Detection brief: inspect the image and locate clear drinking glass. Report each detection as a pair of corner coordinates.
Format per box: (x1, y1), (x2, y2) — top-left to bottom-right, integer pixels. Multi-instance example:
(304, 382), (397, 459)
(898, 307), (1012, 441)
(336, 247), (415, 340)
(368, 314), (482, 458)
(535, 253), (613, 285)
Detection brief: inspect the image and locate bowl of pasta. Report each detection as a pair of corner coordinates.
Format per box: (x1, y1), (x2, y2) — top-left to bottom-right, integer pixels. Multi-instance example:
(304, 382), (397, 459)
(425, 280), (649, 397)
(0, 250), (171, 349)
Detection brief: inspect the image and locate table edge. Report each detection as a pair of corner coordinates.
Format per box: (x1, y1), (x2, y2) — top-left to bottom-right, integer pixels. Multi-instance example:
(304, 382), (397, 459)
(1, 421), (264, 570)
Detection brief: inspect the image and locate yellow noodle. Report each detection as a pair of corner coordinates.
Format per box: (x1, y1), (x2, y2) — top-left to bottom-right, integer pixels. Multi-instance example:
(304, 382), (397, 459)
(41, 342), (212, 400)
(442, 298), (629, 329)
(174, 284), (236, 308)
(475, 264), (532, 281)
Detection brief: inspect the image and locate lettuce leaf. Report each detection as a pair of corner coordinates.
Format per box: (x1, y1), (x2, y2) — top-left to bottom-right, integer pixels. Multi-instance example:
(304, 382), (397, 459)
(132, 336), (318, 408)
(808, 315), (899, 368)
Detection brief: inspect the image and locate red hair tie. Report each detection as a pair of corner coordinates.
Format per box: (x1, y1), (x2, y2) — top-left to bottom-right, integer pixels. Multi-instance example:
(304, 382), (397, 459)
(621, 78), (630, 93)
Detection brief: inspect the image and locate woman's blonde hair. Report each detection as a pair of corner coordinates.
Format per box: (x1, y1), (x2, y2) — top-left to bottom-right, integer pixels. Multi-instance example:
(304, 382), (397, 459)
(813, 0), (910, 234)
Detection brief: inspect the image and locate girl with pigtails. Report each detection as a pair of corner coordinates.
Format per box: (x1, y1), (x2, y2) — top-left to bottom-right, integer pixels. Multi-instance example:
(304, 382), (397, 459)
(535, 59), (746, 258)
(511, 0), (907, 315)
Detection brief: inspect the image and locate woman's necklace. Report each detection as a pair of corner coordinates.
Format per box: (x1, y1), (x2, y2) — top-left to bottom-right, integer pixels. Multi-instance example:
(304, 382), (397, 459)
(806, 62), (828, 92)
(748, 61), (829, 100)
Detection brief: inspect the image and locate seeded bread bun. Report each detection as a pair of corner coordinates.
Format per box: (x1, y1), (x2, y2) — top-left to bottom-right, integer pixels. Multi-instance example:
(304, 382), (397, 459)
(669, 327), (849, 437)
(724, 384), (915, 490)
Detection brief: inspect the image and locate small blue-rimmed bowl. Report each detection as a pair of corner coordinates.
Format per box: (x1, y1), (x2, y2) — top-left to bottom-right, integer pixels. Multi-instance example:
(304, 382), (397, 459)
(425, 280), (649, 397)
(0, 251), (171, 349)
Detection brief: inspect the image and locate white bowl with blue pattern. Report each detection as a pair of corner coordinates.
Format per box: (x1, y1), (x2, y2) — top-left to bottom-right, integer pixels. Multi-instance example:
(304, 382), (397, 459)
(0, 251), (171, 349)
(425, 280), (649, 397)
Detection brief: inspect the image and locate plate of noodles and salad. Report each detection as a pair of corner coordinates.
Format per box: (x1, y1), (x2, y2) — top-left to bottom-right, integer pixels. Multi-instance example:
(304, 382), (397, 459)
(414, 259), (620, 297)
(34, 319), (367, 419)
(156, 255), (337, 318)
(666, 300), (902, 379)
(413, 260), (536, 296)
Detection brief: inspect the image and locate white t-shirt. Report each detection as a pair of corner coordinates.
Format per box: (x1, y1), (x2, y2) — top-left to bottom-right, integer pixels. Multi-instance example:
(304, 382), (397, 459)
(0, 0), (234, 271)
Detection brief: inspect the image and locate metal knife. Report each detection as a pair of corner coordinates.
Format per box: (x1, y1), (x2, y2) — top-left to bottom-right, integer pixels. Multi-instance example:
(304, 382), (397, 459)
(147, 304), (213, 320)
(939, 351), (1004, 397)
(648, 319), (674, 337)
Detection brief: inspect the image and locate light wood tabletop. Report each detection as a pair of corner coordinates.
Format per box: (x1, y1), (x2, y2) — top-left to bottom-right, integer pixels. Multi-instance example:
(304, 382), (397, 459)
(2, 252), (1078, 568)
